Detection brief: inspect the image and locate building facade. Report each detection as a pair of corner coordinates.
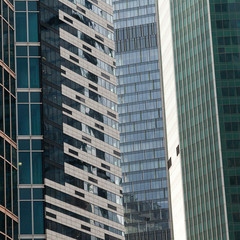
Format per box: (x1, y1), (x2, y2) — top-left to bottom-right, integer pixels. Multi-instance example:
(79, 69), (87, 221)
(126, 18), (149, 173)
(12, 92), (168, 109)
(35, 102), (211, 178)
(16, 0), (124, 239)
(0, 0), (18, 239)
(113, 0), (170, 239)
(15, 0), (45, 239)
(158, 0), (240, 239)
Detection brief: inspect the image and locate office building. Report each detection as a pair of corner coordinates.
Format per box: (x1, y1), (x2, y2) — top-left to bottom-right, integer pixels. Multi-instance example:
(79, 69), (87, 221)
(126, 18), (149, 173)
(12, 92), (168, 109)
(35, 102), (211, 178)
(158, 0), (240, 239)
(15, 0), (45, 238)
(113, 1), (170, 239)
(0, 0), (18, 239)
(16, 0), (124, 239)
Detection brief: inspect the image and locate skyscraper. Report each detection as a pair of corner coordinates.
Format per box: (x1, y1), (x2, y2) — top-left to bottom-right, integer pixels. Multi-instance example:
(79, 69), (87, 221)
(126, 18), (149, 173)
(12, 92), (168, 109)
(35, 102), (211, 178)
(16, 0), (125, 239)
(15, 0), (45, 238)
(0, 0), (18, 239)
(158, 0), (240, 239)
(114, 1), (170, 239)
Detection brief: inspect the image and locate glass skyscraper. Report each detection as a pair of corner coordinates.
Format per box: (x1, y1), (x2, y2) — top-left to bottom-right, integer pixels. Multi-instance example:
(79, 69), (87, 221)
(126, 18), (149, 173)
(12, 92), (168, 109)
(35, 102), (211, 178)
(114, 1), (170, 239)
(0, 0), (18, 239)
(15, 0), (124, 239)
(158, 0), (240, 239)
(15, 0), (45, 238)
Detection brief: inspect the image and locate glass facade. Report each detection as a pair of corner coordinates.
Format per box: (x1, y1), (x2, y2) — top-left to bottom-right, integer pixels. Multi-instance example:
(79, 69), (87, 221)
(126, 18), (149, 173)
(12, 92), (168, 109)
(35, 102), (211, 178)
(0, 0), (18, 239)
(15, 0), (45, 239)
(39, 0), (124, 239)
(159, 0), (240, 239)
(210, 2), (240, 239)
(113, 1), (170, 239)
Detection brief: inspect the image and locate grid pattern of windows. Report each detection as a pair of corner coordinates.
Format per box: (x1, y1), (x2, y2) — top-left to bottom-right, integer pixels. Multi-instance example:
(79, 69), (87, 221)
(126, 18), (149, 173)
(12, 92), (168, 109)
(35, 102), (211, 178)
(15, 0), (45, 239)
(113, 1), (170, 239)
(39, 0), (124, 239)
(210, 1), (240, 239)
(0, 0), (18, 239)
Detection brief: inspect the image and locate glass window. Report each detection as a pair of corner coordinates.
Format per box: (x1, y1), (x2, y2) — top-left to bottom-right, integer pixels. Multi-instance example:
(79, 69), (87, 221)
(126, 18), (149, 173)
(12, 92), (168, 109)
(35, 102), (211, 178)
(0, 211), (5, 233)
(28, 1), (38, 11)
(18, 92), (29, 103)
(7, 216), (12, 238)
(17, 58), (28, 88)
(28, 13), (38, 42)
(16, 46), (27, 56)
(20, 201), (32, 234)
(20, 188), (31, 200)
(29, 46), (39, 56)
(0, 160), (4, 206)
(31, 104), (41, 135)
(6, 163), (12, 211)
(30, 92), (40, 102)
(18, 104), (29, 135)
(19, 152), (30, 184)
(33, 188), (43, 199)
(32, 152), (42, 184)
(30, 59), (40, 87)
(16, 12), (27, 42)
(18, 139), (30, 150)
(32, 139), (42, 150)
(33, 201), (44, 234)
(15, 2), (26, 11)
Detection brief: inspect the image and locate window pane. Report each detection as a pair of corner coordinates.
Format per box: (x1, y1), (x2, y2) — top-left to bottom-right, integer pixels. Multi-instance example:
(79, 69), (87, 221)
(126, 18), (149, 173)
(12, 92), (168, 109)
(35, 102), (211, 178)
(16, 13), (27, 42)
(0, 160), (4, 206)
(20, 201), (32, 234)
(33, 201), (44, 234)
(32, 152), (42, 184)
(19, 152), (30, 184)
(28, 13), (38, 42)
(6, 163), (11, 211)
(30, 58), (39, 88)
(17, 58), (28, 88)
(31, 104), (41, 135)
(18, 104), (29, 135)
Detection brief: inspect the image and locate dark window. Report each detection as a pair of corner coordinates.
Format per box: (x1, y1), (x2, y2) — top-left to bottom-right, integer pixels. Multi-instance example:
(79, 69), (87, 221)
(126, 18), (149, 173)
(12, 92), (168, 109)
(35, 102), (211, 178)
(176, 145), (180, 156)
(167, 158), (172, 169)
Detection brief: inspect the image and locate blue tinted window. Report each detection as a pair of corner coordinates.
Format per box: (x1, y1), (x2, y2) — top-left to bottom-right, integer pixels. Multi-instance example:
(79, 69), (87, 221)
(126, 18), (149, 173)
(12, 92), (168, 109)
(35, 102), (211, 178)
(0, 161), (4, 206)
(33, 188), (43, 199)
(20, 188), (31, 200)
(33, 201), (44, 234)
(30, 92), (40, 102)
(28, 13), (38, 42)
(16, 46), (27, 56)
(32, 152), (42, 184)
(31, 104), (41, 135)
(18, 139), (30, 150)
(32, 139), (42, 150)
(16, 13), (27, 42)
(15, 2), (26, 11)
(18, 104), (29, 135)
(17, 58), (28, 88)
(29, 46), (39, 56)
(28, 1), (38, 11)
(20, 201), (32, 234)
(17, 92), (29, 103)
(19, 152), (30, 184)
(30, 59), (39, 88)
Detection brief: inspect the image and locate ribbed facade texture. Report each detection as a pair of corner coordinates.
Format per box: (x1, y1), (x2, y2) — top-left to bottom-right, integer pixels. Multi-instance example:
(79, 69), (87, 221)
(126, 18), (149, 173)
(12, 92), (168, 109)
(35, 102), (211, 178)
(158, 0), (240, 239)
(0, 0), (18, 239)
(113, 0), (170, 239)
(15, 0), (125, 239)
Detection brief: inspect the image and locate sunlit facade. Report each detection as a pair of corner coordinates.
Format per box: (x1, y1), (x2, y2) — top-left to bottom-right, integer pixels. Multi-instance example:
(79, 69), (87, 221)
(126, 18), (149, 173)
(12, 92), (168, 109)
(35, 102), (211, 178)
(158, 0), (240, 239)
(114, 1), (170, 239)
(16, 0), (124, 239)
